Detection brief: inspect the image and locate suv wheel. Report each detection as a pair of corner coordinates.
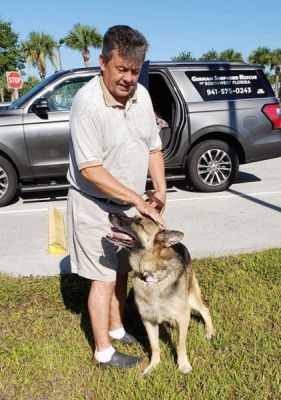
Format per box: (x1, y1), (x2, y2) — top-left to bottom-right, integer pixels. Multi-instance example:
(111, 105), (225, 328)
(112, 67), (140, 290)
(0, 156), (17, 207)
(186, 140), (239, 192)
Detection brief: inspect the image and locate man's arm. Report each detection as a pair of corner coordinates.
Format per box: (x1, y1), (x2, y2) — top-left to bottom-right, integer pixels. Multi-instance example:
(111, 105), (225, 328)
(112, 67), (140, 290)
(81, 166), (165, 227)
(148, 150), (167, 214)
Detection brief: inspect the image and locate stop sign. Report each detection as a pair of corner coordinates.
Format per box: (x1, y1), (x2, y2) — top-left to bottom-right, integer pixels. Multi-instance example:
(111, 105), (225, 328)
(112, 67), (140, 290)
(6, 71), (24, 90)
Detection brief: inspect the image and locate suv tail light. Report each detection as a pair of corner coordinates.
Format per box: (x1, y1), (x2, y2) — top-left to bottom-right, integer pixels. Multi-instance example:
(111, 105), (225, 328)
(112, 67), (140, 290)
(262, 104), (281, 129)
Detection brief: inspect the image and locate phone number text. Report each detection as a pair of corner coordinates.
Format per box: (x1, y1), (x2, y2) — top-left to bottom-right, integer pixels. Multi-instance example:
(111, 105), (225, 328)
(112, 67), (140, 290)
(206, 87), (252, 96)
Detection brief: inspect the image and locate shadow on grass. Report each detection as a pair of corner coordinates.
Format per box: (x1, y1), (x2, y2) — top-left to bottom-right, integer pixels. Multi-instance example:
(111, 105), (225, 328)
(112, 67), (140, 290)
(60, 274), (94, 352)
(59, 273), (178, 361)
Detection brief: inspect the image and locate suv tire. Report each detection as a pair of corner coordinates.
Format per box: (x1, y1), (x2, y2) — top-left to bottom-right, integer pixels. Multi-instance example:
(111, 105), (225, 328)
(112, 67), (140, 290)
(0, 156), (17, 207)
(186, 140), (239, 192)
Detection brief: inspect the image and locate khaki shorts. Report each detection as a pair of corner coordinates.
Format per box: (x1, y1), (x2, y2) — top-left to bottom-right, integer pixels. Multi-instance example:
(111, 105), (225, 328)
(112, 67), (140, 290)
(67, 188), (136, 281)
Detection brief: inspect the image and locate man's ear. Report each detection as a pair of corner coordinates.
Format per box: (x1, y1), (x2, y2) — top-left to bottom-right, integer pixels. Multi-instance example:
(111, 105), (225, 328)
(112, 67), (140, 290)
(99, 54), (106, 72)
(156, 230), (184, 247)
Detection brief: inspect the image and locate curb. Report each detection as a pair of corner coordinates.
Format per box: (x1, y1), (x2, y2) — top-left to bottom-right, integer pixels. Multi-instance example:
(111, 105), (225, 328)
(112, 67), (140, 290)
(48, 207), (67, 255)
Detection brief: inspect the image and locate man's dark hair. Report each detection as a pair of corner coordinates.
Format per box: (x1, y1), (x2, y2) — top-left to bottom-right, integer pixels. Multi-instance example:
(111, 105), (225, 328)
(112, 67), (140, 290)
(102, 25), (149, 63)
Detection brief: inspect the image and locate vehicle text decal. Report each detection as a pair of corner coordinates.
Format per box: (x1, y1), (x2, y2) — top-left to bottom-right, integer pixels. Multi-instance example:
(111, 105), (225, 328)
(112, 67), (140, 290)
(185, 70), (271, 101)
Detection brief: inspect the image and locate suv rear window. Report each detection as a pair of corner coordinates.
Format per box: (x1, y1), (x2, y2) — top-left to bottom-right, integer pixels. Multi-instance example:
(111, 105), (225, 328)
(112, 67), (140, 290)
(185, 70), (274, 101)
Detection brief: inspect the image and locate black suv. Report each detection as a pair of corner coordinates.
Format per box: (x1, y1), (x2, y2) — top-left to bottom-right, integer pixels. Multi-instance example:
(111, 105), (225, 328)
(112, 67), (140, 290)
(0, 61), (280, 207)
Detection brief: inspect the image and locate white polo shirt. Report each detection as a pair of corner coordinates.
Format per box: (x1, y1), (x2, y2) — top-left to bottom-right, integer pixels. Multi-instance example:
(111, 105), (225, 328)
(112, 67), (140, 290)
(67, 75), (162, 200)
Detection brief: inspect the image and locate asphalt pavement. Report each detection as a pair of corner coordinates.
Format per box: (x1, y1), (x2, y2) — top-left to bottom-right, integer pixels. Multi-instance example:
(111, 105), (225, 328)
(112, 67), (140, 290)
(0, 157), (280, 276)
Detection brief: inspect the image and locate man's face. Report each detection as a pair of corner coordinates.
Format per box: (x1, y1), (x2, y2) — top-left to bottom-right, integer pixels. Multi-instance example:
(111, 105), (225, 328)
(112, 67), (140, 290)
(99, 49), (142, 104)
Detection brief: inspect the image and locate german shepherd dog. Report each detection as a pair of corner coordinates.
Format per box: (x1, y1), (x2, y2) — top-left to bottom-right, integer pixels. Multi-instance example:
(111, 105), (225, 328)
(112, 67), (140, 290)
(107, 213), (215, 375)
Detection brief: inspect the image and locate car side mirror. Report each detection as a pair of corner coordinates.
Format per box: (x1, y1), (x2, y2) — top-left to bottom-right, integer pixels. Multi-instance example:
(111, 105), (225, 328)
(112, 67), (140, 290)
(31, 97), (49, 113)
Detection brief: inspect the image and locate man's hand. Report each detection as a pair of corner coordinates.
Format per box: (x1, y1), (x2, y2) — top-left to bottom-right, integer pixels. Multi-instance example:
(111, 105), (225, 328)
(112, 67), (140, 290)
(145, 190), (166, 215)
(134, 198), (165, 229)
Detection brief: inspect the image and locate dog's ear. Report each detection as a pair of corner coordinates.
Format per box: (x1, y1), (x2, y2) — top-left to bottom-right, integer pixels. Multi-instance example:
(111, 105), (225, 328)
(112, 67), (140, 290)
(156, 230), (184, 247)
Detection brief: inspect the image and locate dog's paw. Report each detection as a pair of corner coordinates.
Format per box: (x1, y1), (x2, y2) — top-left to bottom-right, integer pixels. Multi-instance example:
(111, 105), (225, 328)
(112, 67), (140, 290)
(178, 362), (193, 374)
(205, 329), (215, 340)
(143, 361), (160, 376)
(143, 364), (154, 375)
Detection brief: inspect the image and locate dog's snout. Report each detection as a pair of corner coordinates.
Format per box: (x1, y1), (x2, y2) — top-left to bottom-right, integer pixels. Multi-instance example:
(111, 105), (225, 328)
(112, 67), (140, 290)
(109, 213), (123, 225)
(108, 213), (117, 223)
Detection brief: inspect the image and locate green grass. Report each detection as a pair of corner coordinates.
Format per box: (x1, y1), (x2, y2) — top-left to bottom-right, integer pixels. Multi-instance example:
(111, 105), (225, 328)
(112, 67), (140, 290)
(1, 249), (281, 400)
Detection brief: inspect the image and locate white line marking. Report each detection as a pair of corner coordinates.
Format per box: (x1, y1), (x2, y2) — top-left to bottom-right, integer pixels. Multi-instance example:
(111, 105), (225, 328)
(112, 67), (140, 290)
(0, 206), (66, 215)
(167, 190), (281, 202)
(0, 190), (280, 214)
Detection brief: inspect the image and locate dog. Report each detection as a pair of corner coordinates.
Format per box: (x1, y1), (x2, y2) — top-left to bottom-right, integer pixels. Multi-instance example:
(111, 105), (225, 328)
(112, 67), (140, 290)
(107, 213), (215, 375)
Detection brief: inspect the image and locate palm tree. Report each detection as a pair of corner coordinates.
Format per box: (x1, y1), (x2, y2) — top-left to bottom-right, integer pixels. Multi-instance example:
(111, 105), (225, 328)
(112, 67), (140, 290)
(269, 48), (281, 98)
(248, 46), (271, 68)
(64, 23), (103, 66)
(21, 32), (58, 79)
(219, 49), (244, 62)
(171, 51), (197, 62)
(199, 49), (218, 61)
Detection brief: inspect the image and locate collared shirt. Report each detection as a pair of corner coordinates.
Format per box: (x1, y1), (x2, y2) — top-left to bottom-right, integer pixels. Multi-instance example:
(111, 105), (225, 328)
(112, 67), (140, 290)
(67, 75), (162, 200)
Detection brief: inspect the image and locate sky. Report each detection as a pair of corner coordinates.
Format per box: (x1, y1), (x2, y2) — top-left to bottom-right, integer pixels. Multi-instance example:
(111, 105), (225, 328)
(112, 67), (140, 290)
(1, 0), (280, 78)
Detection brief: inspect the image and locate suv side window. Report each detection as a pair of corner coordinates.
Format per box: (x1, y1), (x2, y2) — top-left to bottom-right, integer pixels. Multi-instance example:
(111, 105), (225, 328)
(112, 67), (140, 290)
(46, 76), (93, 111)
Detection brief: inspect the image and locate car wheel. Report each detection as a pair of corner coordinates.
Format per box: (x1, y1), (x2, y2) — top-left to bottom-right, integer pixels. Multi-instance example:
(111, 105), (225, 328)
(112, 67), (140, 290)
(0, 156), (18, 207)
(186, 140), (239, 192)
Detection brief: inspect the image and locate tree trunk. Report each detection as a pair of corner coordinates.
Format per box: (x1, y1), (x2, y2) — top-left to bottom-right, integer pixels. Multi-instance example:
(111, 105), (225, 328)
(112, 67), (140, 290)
(38, 62), (46, 80)
(83, 49), (91, 67)
(275, 65), (280, 99)
(275, 75), (280, 99)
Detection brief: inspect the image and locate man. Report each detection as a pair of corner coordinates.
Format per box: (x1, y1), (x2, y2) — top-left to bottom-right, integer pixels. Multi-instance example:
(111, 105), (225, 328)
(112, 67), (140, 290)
(67, 25), (166, 369)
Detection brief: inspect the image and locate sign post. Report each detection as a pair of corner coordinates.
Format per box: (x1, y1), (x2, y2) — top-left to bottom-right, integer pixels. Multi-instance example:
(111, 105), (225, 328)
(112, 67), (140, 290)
(6, 71), (24, 101)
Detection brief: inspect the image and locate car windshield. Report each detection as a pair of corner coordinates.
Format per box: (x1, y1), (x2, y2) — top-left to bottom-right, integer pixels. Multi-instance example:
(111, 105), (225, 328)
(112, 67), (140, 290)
(9, 73), (63, 110)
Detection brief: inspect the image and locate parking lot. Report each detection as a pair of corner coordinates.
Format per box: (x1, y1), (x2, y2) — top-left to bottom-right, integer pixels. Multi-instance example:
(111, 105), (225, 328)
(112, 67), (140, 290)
(0, 157), (280, 277)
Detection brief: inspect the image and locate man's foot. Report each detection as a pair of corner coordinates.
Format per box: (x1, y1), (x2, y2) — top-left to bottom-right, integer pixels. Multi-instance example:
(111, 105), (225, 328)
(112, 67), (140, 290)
(94, 350), (142, 369)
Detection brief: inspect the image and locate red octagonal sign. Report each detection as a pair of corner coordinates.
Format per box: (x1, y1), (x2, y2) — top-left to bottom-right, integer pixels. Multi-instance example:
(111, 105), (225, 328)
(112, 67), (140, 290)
(6, 71), (24, 90)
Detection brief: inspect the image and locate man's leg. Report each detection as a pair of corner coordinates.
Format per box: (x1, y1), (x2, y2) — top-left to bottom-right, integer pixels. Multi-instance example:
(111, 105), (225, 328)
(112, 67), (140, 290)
(88, 278), (141, 368)
(87, 273), (128, 346)
(88, 280), (115, 351)
(109, 272), (128, 331)
(108, 272), (138, 344)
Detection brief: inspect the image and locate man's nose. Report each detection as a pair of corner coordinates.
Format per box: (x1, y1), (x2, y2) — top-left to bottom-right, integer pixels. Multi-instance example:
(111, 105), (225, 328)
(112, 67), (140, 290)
(122, 71), (133, 82)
